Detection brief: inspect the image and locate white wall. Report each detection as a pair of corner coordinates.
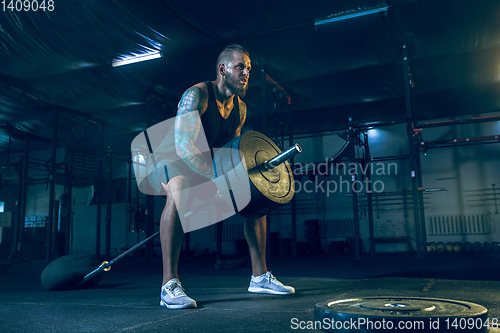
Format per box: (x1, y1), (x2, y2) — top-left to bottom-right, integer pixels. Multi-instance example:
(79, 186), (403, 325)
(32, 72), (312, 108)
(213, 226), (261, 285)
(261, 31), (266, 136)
(272, 118), (500, 253)
(419, 120), (500, 245)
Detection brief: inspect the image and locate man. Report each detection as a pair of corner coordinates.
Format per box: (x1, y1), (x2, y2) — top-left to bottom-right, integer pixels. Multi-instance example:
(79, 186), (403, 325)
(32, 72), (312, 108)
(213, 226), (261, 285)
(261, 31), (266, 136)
(157, 44), (295, 309)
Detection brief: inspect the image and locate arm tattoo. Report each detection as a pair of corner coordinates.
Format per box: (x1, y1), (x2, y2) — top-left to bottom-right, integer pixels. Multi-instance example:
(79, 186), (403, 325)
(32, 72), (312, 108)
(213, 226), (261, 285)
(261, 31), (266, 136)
(174, 87), (213, 179)
(239, 102), (247, 127)
(234, 100), (247, 138)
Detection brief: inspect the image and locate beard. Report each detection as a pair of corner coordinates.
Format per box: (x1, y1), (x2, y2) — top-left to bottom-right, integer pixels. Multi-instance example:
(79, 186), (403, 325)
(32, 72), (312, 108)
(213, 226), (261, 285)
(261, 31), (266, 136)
(225, 72), (248, 98)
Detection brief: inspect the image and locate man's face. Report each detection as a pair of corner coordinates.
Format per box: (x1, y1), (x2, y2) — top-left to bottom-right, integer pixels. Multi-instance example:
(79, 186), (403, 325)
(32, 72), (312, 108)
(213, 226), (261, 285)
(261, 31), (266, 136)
(225, 52), (251, 97)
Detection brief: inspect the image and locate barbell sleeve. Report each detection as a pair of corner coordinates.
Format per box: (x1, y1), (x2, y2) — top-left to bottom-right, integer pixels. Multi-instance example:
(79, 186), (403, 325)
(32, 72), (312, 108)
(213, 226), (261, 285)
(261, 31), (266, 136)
(263, 143), (302, 170)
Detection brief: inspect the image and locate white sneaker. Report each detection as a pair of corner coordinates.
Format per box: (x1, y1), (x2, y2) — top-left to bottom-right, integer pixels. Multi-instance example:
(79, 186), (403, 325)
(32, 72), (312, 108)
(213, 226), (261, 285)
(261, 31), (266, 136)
(160, 278), (197, 309)
(248, 271), (295, 295)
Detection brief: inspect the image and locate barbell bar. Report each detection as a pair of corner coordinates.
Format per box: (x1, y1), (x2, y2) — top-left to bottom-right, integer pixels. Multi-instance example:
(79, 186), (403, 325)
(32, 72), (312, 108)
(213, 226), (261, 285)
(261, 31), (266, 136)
(74, 138), (301, 287)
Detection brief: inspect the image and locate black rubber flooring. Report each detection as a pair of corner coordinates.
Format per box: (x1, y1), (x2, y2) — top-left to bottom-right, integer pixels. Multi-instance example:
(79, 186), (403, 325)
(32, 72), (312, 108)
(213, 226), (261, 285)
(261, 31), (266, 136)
(1, 253), (499, 332)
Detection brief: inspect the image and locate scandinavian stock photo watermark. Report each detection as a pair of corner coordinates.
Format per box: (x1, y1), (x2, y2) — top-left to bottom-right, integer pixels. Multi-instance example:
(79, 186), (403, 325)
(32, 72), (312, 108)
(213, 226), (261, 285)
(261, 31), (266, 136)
(131, 112), (398, 232)
(269, 159), (398, 196)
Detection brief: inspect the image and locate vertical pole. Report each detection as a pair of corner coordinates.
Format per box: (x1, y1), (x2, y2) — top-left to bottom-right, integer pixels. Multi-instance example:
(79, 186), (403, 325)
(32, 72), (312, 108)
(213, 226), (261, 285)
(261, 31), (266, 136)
(19, 138), (29, 257)
(415, 141), (427, 252)
(349, 118), (361, 259)
(105, 151), (112, 260)
(64, 165), (72, 255)
(96, 125), (103, 258)
(403, 42), (423, 259)
(10, 157), (23, 259)
(46, 108), (58, 262)
(411, 66), (427, 253)
(365, 133), (375, 256)
(4, 136), (12, 256)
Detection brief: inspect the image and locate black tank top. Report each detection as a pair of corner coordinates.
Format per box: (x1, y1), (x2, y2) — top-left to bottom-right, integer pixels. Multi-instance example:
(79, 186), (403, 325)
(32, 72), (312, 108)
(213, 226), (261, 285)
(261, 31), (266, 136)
(199, 81), (240, 148)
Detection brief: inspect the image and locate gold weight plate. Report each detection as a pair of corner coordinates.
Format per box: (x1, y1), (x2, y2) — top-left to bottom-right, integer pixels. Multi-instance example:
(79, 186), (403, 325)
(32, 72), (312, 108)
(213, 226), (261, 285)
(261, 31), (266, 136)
(238, 131), (294, 204)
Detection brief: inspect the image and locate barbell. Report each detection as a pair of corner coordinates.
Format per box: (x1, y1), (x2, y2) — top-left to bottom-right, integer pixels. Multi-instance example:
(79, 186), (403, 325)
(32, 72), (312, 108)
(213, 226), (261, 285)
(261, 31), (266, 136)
(41, 130), (302, 290)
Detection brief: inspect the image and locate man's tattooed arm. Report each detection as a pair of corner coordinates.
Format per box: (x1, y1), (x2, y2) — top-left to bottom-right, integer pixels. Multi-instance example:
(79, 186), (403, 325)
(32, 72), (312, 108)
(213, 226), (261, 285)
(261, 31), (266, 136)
(233, 99), (247, 138)
(174, 87), (213, 179)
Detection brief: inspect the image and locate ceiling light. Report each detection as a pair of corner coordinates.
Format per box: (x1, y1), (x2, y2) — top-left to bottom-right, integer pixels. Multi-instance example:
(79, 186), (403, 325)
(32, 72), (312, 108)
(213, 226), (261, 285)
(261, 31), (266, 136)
(112, 51), (161, 67)
(314, 7), (388, 26)
(367, 128), (381, 139)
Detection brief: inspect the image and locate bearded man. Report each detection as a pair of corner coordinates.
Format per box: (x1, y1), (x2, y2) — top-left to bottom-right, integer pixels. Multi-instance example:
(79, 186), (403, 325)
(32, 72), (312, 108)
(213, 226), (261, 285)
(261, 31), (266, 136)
(153, 44), (295, 309)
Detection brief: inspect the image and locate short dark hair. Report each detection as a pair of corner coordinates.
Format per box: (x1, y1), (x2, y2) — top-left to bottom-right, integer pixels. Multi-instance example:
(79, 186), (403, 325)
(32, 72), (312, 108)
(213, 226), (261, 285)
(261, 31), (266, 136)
(216, 44), (250, 76)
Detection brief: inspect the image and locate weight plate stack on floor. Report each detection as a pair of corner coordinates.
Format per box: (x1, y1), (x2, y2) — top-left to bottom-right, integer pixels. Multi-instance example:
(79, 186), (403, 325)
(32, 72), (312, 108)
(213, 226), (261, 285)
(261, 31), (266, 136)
(315, 297), (489, 332)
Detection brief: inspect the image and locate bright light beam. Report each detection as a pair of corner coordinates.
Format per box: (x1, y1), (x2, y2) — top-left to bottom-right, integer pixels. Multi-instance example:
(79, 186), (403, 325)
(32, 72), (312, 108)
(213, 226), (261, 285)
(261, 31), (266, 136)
(314, 7), (388, 26)
(112, 51), (161, 67)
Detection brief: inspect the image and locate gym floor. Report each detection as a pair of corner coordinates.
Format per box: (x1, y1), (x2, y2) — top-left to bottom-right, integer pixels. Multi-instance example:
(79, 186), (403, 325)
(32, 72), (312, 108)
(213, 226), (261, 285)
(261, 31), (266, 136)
(1, 253), (499, 333)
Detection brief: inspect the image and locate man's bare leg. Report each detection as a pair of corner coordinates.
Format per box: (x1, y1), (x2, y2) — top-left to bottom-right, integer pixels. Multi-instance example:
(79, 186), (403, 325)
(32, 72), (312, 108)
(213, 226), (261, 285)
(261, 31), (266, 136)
(245, 215), (295, 295)
(244, 216), (268, 277)
(159, 175), (197, 309)
(160, 176), (189, 285)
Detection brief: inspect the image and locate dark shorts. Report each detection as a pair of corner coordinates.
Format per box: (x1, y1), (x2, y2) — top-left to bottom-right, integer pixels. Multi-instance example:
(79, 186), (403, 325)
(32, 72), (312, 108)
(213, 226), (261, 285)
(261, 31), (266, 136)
(147, 158), (215, 197)
(163, 159), (208, 187)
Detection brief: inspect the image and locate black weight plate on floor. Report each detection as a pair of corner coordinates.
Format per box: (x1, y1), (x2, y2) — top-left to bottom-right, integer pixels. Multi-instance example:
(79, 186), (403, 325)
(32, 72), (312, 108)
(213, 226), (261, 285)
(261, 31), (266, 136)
(315, 297), (488, 332)
(41, 255), (104, 291)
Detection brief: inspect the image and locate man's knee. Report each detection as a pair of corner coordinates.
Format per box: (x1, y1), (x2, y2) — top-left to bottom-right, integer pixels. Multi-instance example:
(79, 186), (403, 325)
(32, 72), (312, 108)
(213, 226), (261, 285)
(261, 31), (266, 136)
(162, 175), (189, 193)
(244, 216), (266, 226)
